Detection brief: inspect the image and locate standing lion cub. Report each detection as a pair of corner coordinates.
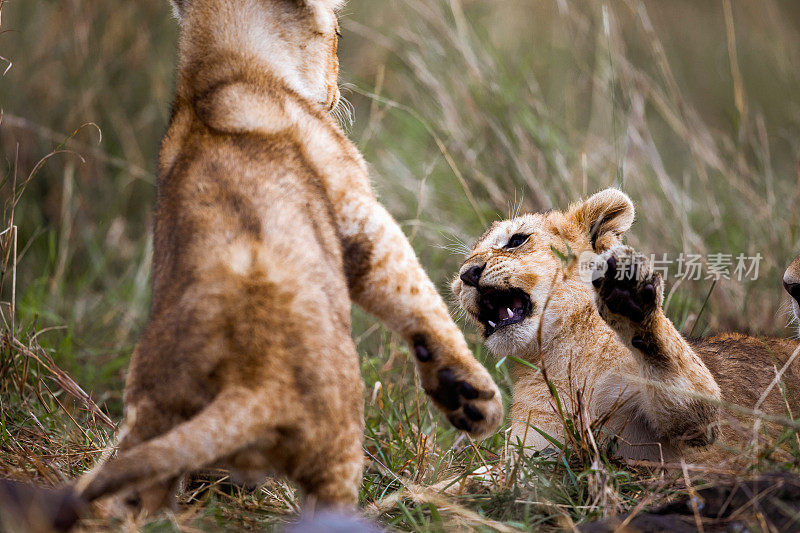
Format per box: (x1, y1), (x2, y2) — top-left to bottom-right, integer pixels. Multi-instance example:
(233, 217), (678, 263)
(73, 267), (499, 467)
(454, 189), (799, 464)
(73, 0), (502, 513)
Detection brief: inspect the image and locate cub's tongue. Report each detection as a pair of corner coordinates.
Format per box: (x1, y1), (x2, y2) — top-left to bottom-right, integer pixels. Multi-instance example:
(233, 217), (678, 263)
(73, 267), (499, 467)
(496, 296), (525, 321)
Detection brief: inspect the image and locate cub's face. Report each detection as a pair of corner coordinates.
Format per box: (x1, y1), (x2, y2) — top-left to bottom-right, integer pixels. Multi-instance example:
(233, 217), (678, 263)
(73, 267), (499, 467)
(452, 189), (635, 357)
(784, 255), (800, 334)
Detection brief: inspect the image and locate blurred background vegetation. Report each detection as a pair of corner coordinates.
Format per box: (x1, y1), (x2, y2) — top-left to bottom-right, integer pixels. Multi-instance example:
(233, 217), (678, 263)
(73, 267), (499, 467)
(3, 0), (800, 396)
(2, 0), (800, 529)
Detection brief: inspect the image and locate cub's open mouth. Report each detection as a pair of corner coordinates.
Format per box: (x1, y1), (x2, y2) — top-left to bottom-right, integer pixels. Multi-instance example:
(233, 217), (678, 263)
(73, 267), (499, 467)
(477, 288), (533, 337)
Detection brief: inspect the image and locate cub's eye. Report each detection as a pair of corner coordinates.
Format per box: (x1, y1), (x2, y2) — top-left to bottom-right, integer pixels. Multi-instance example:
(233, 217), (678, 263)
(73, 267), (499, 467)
(335, 30), (343, 38)
(505, 233), (529, 249)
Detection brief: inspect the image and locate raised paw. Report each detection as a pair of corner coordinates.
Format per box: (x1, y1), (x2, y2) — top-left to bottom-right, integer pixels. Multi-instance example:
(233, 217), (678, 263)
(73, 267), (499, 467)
(413, 337), (503, 438)
(592, 246), (664, 325)
(428, 366), (503, 437)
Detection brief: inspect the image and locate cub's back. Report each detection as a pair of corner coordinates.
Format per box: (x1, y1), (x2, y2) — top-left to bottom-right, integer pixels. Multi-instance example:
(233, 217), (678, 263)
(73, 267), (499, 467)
(153, 124), (347, 308)
(694, 333), (800, 425)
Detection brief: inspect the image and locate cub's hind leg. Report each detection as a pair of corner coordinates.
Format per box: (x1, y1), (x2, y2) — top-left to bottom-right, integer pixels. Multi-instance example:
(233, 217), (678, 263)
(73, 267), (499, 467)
(294, 434), (364, 508)
(137, 477), (180, 514)
(285, 339), (364, 508)
(222, 412), (364, 509)
(592, 245), (721, 447)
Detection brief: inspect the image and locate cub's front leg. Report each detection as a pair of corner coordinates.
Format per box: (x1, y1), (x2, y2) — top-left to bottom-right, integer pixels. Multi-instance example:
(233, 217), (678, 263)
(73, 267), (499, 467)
(343, 202), (503, 438)
(288, 107), (503, 438)
(592, 246), (721, 447)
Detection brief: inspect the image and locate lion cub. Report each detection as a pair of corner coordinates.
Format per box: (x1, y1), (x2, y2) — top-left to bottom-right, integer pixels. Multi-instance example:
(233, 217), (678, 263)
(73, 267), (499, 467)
(74, 0), (502, 512)
(453, 189), (799, 463)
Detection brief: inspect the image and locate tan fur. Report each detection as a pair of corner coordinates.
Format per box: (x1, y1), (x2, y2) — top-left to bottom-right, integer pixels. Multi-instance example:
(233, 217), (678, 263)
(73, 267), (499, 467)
(75, 0), (502, 513)
(453, 189), (800, 464)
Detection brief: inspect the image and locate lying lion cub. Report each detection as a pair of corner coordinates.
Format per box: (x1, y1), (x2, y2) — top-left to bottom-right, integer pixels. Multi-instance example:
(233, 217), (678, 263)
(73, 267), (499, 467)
(73, 0), (502, 513)
(453, 189), (799, 463)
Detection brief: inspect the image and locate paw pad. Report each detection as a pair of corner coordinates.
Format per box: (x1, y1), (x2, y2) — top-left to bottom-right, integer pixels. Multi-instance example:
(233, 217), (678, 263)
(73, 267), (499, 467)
(427, 367), (497, 434)
(463, 404), (485, 421)
(414, 343), (432, 362)
(593, 247), (662, 324)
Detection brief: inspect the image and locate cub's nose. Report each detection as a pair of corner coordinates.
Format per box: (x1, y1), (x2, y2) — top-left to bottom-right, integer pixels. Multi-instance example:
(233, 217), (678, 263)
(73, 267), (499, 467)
(784, 279), (800, 305)
(460, 264), (484, 288)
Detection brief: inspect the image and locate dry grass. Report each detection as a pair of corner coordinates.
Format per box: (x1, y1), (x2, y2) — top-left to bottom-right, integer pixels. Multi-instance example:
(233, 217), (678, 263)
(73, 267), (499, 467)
(2, 0), (800, 530)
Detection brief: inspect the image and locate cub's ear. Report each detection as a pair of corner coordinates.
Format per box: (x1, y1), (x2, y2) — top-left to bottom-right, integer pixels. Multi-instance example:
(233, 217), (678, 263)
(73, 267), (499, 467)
(169, 0), (187, 20)
(568, 188), (635, 252)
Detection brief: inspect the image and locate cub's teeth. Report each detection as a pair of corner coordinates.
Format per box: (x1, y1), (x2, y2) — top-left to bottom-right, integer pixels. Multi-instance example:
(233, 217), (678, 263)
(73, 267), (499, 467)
(488, 320), (496, 328)
(507, 308), (514, 318)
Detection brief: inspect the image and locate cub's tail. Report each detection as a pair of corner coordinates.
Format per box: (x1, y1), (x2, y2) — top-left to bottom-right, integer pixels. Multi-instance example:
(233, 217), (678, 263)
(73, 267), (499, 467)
(77, 387), (269, 502)
(0, 389), (271, 531)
